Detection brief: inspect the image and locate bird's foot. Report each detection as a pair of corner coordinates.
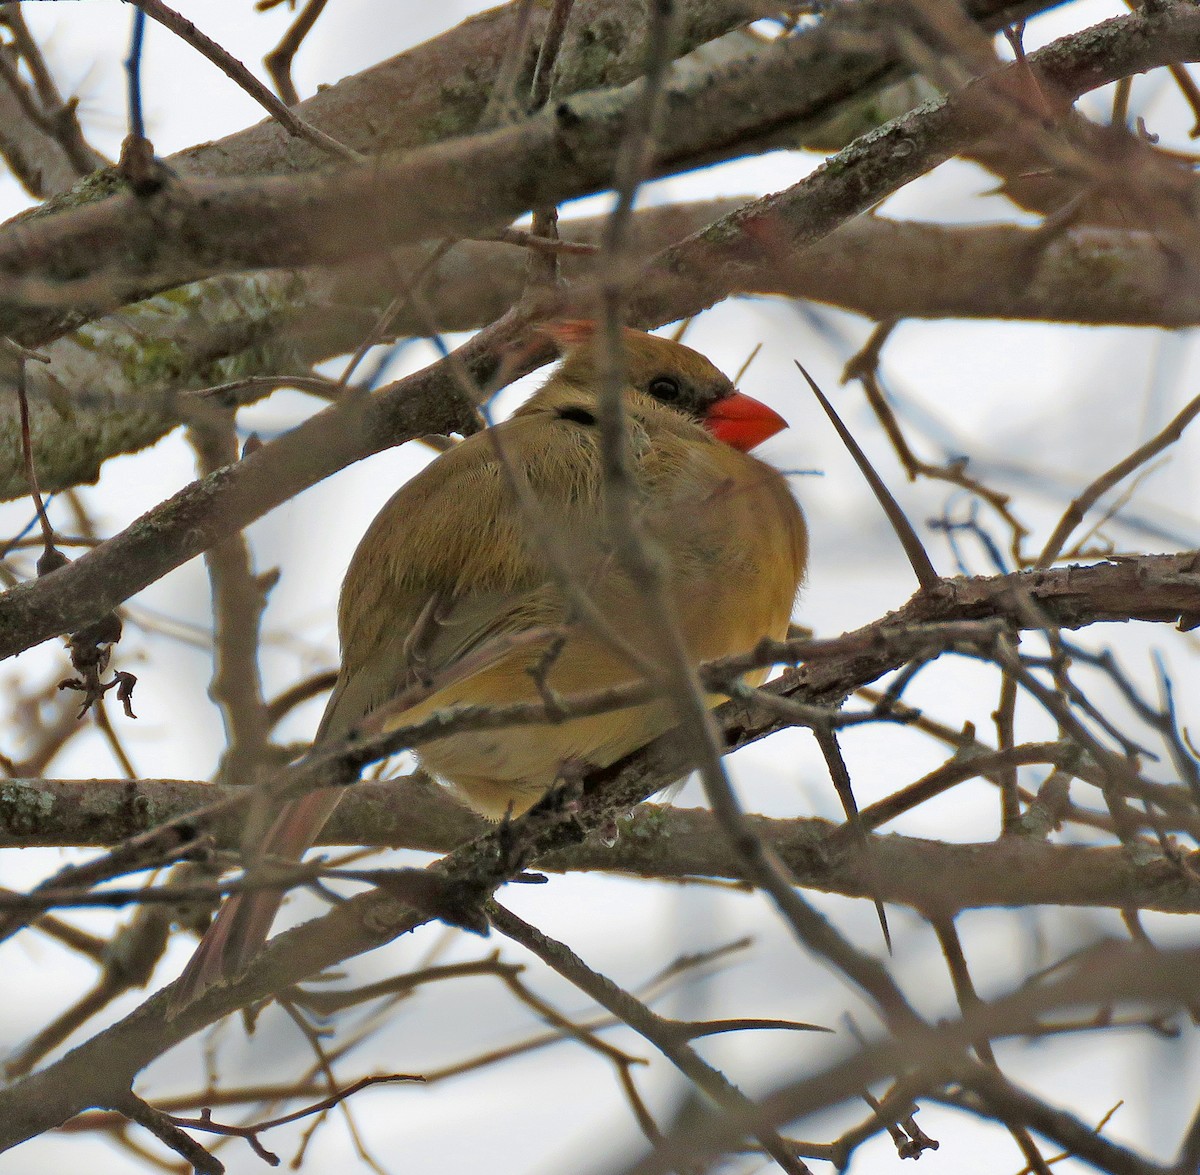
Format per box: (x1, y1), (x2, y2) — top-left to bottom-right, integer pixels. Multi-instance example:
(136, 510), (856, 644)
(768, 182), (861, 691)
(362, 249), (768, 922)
(495, 805), (534, 876)
(514, 760), (591, 846)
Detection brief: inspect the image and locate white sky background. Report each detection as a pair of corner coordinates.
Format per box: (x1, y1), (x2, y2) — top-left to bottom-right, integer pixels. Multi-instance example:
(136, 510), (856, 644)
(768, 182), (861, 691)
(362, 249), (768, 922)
(1, 1), (1199, 1173)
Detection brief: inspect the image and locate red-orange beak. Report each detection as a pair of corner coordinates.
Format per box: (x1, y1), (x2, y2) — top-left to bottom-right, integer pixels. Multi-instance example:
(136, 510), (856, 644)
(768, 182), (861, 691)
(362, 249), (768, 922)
(704, 392), (788, 452)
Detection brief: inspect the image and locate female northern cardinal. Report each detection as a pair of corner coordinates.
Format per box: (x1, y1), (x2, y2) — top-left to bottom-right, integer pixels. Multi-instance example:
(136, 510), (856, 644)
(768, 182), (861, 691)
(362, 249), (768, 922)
(172, 322), (806, 1006)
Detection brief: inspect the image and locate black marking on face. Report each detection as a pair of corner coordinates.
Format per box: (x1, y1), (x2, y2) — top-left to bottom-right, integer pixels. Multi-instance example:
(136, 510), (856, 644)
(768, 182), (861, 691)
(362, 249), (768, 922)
(557, 405), (597, 426)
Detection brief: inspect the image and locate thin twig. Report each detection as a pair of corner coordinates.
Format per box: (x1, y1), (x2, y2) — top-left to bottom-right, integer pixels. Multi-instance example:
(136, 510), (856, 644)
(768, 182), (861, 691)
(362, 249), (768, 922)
(263, 0), (329, 107)
(841, 323), (1030, 568)
(812, 722), (892, 951)
(6, 343), (58, 568)
(797, 361), (938, 590)
(112, 1092), (223, 1175)
(125, 0), (362, 163)
(524, 0), (576, 289)
(124, 5), (147, 141)
(931, 916), (1052, 1175)
(491, 227), (598, 255)
(1037, 389), (1200, 567)
(188, 411), (273, 783)
(170, 1074), (422, 1141)
(489, 902), (814, 1175)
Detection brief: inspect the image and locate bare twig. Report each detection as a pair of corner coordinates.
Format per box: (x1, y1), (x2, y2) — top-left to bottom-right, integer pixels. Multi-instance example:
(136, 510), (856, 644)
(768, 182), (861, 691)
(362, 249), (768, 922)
(187, 408), (274, 782)
(524, 0), (577, 289)
(167, 1074), (422, 1155)
(798, 361), (938, 591)
(812, 722), (892, 951)
(931, 916), (1052, 1174)
(841, 322), (1031, 568)
(489, 902), (814, 1175)
(112, 1092), (224, 1175)
(263, 0), (329, 107)
(1037, 389), (1200, 567)
(125, 0), (362, 163)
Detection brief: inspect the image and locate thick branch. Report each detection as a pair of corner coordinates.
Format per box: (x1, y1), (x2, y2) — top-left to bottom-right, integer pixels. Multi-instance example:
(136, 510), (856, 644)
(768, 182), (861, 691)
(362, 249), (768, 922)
(170, 0), (766, 180)
(0, 202), (730, 504)
(5, 551), (1200, 863)
(0, 27), (888, 341)
(5, 777), (1199, 915)
(6, 3), (1191, 346)
(0, 0), (1056, 346)
(1, 205), (1187, 507)
(629, 5), (1200, 327)
(336, 217), (1200, 340)
(1, 766), (1195, 1158)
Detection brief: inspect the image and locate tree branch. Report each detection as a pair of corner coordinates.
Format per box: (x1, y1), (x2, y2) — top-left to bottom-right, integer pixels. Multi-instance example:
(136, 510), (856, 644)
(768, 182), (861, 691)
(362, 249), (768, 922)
(6, 2), (1188, 346)
(4, 773), (1198, 915)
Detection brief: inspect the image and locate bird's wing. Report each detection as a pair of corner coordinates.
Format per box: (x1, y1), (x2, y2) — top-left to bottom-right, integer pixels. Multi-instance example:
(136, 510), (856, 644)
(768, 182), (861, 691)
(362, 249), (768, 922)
(317, 586), (561, 742)
(316, 416), (576, 743)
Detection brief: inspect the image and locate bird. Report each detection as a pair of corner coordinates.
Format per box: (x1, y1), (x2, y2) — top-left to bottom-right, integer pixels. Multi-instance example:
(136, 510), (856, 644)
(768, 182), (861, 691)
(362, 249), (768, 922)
(171, 321), (807, 1008)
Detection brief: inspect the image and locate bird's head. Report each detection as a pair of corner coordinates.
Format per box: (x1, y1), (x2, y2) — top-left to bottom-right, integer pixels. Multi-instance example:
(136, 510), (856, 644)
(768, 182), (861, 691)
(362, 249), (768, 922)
(540, 321), (787, 453)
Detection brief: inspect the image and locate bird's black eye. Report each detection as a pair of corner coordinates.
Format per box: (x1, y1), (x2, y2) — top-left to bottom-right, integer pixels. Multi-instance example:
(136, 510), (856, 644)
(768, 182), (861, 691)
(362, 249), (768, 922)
(557, 405), (596, 426)
(648, 376), (681, 402)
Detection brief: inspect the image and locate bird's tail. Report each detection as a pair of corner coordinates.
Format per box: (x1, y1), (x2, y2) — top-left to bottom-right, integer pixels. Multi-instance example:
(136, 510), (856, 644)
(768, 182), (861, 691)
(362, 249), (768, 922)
(168, 787), (342, 1015)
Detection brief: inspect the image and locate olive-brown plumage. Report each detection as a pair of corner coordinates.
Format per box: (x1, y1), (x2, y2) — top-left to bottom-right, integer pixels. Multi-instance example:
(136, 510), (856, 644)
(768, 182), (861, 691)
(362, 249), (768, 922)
(173, 324), (807, 1006)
